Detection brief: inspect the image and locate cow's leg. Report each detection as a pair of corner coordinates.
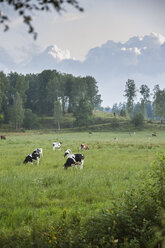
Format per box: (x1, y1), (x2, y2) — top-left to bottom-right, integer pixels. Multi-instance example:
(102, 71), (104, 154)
(80, 160), (84, 170)
(37, 157), (40, 166)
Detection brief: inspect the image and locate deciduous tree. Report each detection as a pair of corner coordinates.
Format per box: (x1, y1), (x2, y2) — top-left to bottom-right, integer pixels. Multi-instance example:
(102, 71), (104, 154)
(124, 79), (136, 117)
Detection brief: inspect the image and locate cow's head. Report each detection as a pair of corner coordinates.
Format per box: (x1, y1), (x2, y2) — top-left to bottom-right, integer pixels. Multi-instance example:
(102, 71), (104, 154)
(64, 149), (71, 157)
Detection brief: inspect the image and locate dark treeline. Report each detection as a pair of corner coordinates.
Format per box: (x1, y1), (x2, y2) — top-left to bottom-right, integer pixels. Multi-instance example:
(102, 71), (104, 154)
(0, 70), (102, 129)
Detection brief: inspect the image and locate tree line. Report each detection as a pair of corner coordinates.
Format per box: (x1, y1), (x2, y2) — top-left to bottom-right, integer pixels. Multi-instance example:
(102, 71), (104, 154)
(0, 70), (102, 129)
(107, 79), (165, 123)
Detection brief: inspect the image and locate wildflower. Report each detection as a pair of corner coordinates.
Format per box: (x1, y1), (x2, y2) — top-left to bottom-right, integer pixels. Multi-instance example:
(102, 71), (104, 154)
(52, 235), (56, 240)
(49, 240), (52, 243)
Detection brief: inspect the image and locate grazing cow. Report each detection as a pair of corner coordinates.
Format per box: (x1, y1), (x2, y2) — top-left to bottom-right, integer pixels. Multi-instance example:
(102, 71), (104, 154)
(64, 149), (72, 158)
(53, 142), (62, 151)
(23, 152), (40, 165)
(1, 135), (6, 140)
(114, 137), (118, 141)
(33, 148), (43, 157)
(152, 133), (157, 137)
(64, 149), (85, 169)
(80, 144), (89, 150)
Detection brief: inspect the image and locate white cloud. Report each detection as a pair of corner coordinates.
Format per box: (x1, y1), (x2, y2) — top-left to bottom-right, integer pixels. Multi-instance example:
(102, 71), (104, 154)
(47, 45), (72, 61)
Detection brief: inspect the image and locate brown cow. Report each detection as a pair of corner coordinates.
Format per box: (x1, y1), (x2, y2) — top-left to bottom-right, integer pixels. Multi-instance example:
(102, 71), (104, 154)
(81, 144), (89, 150)
(1, 135), (6, 140)
(152, 133), (157, 137)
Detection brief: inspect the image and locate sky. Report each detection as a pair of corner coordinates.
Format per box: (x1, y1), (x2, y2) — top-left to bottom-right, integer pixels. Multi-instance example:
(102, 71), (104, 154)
(0, 0), (165, 106)
(1, 0), (165, 61)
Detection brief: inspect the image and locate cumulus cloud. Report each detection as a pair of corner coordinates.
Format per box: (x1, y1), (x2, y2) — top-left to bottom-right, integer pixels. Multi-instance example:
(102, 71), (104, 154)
(1, 33), (165, 105)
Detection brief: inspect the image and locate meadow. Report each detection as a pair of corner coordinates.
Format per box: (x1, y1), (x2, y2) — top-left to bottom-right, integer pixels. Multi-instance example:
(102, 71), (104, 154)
(0, 130), (165, 247)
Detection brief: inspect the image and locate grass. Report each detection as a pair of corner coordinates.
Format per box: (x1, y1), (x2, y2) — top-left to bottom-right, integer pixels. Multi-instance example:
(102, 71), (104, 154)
(0, 130), (165, 244)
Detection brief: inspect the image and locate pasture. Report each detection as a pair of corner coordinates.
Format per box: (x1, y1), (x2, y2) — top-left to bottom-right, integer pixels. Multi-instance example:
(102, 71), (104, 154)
(0, 130), (165, 247)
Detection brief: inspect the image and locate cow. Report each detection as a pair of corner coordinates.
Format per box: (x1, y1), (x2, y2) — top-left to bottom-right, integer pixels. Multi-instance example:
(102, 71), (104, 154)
(80, 144), (89, 150)
(64, 149), (85, 169)
(1, 135), (6, 140)
(152, 133), (157, 137)
(23, 152), (40, 165)
(53, 142), (62, 151)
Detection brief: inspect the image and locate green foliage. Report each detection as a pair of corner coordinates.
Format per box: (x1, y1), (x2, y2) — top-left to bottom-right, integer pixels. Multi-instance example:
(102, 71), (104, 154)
(124, 79), (136, 117)
(0, 70), (101, 128)
(153, 85), (165, 121)
(54, 100), (62, 130)
(23, 109), (39, 129)
(131, 112), (144, 127)
(110, 117), (120, 128)
(9, 92), (24, 129)
(119, 109), (126, 117)
(139, 84), (150, 119)
(73, 98), (94, 127)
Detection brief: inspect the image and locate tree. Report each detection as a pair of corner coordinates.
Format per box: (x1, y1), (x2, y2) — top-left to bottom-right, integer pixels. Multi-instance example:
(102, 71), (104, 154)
(54, 100), (62, 130)
(9, 92), (24, 129)
(139, 84), (150, 119)
(124, 79), (136, 117)
(0, 0), (83, 39)
(153, 85), (165, 122)
(0, 72), (10, 121)
(23, 109), (39, 129)
(73, 98), (93, 127)
(131, 112), (144, 127)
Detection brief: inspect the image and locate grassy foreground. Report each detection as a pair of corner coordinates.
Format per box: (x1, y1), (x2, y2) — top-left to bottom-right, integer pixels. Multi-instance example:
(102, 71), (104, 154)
(0, 130), (165, 247)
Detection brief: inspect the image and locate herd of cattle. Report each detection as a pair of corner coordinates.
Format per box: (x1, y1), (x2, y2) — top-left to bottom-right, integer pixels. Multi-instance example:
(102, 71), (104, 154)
(23, 142), (89, 169)
(1, 132), (158, 169)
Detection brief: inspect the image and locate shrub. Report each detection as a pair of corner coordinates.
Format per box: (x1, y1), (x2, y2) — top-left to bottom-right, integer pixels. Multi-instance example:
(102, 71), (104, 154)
(131, 113), (144, 127)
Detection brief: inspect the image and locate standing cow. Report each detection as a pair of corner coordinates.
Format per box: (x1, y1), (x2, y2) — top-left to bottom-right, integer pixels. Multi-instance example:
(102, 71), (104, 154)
(1, 135), (6, 140)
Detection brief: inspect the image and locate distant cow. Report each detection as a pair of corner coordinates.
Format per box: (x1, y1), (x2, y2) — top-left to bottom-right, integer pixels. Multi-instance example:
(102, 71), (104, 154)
(1, 135), (6, 140)
(64, 149), (85, 169)
(80, 144), (89, 150)
(152, 133), (157, 137)
(53, 142), (62, 151)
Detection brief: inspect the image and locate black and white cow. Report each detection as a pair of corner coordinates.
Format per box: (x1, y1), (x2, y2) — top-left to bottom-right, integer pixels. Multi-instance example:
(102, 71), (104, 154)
(64, 149), (85, 169)
(53, 142), (62, 151)
(23, 147), (42, 165)
(23, 152), (40, 165)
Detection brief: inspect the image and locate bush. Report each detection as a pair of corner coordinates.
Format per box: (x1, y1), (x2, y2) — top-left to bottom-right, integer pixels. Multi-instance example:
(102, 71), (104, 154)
(131, 113), (144, 127)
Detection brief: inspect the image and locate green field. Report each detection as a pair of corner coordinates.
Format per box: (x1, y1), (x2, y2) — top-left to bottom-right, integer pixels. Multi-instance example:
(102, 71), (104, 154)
(0, 130), (165, 247)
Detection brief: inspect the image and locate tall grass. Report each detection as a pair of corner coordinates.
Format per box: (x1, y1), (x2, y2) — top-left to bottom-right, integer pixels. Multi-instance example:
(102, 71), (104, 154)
(0, 131), (165, 247)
